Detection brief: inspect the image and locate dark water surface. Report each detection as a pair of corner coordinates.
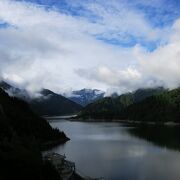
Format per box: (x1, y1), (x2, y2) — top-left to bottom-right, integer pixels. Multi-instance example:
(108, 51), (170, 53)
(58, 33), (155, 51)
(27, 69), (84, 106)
(48, 120), (180, 180)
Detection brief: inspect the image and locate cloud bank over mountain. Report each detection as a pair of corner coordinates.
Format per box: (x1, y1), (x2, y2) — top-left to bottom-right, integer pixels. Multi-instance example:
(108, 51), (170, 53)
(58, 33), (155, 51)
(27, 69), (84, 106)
(0, 0), (180, 94)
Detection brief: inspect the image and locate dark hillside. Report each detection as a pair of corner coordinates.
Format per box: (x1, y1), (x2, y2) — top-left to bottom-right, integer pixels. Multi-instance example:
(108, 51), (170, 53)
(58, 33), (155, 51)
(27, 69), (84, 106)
(0, 88), (67, 180)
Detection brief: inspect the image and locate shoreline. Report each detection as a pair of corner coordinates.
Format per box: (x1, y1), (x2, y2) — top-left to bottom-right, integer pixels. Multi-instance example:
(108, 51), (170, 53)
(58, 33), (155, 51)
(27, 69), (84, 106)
(45, 116), (180, 180)
(69, 118), (180, 127)
(45, 115), (180, 127)
(43, 152), (99, 180)
(43, 121), (99, 180)
(41, 137), (70, 151)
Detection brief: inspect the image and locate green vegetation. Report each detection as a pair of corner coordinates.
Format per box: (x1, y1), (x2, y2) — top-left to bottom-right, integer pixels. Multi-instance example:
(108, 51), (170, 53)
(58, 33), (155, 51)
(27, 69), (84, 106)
(79, 87), (166, 120)
(0, 88), (68, 180)
(126, 88), (180, 123)
(80, 93), (133, 119)
(79, 87), (180, 123)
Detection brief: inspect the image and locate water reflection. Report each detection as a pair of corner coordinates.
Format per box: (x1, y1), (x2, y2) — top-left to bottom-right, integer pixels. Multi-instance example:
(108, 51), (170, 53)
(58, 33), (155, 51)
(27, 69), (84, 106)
(48, 120), (180, 180)
(128, 125), (180, 151)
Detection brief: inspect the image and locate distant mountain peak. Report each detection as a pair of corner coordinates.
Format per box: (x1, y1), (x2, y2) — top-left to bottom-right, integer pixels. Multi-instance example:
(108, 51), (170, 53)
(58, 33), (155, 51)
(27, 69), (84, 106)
(64, 88), (105, 106)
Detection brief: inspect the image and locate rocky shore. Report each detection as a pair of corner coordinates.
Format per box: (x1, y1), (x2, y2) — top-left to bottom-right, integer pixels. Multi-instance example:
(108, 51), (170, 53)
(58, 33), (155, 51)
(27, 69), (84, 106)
(43, 153), (103, 180)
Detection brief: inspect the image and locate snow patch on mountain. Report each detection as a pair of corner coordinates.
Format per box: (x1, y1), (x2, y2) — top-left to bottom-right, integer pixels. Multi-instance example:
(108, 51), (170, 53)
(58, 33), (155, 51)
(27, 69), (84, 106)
(64, 89), (105, 106)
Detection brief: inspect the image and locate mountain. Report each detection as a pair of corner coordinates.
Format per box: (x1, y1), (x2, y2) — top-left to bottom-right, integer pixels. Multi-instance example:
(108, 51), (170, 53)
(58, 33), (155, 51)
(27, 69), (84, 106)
(126, 88), (180, 123)
(65, 88), (105, 106)
(30, 89), (82, 116)
(79, 87), (166, 119)
(79, 93), (133, 119)
(0, 88), (68, 180)
(0, 81), (82, 116)
(0, 81), (30, 101)
(0, 81), (12, 89)
(0, 87), (68, 146)
(133, 87), (165, 102)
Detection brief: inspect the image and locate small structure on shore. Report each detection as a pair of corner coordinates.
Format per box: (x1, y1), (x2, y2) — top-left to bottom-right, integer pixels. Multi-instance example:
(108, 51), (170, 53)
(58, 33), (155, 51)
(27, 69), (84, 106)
(44, 153), (75, 180)
(44, 152), (104, 180)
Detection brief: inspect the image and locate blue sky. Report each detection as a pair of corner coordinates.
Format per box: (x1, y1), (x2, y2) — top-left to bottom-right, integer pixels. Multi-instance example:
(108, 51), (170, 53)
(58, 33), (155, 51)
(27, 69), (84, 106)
(16, 0), (180, 25)
(13, 0), (180, 50)
(0, 0), (180, 94)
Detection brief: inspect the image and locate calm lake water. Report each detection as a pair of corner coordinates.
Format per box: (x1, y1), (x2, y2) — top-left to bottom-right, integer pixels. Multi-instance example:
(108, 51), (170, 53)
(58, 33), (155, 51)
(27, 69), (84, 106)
(48, 120), (180, 180)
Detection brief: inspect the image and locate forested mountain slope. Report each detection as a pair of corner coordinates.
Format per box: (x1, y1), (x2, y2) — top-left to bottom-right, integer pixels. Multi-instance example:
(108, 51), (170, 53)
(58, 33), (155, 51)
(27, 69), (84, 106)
(0, 88), (68, 180)
(79, 87), (165, 120)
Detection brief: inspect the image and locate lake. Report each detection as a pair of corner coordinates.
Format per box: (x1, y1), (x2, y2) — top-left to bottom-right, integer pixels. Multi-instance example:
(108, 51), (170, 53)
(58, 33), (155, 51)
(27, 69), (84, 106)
(47, 120), (180, 180)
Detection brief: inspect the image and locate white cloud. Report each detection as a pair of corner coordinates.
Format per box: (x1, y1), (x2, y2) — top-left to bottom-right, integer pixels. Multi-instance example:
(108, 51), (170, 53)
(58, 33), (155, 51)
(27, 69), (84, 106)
(137, 19), (180, 89)
(76, 66), (142, 93)
(65, 0), (165, 42)
(75, 17), (180, 93)
(0, 0), (137, 93)
(0, 0), (179, 95)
